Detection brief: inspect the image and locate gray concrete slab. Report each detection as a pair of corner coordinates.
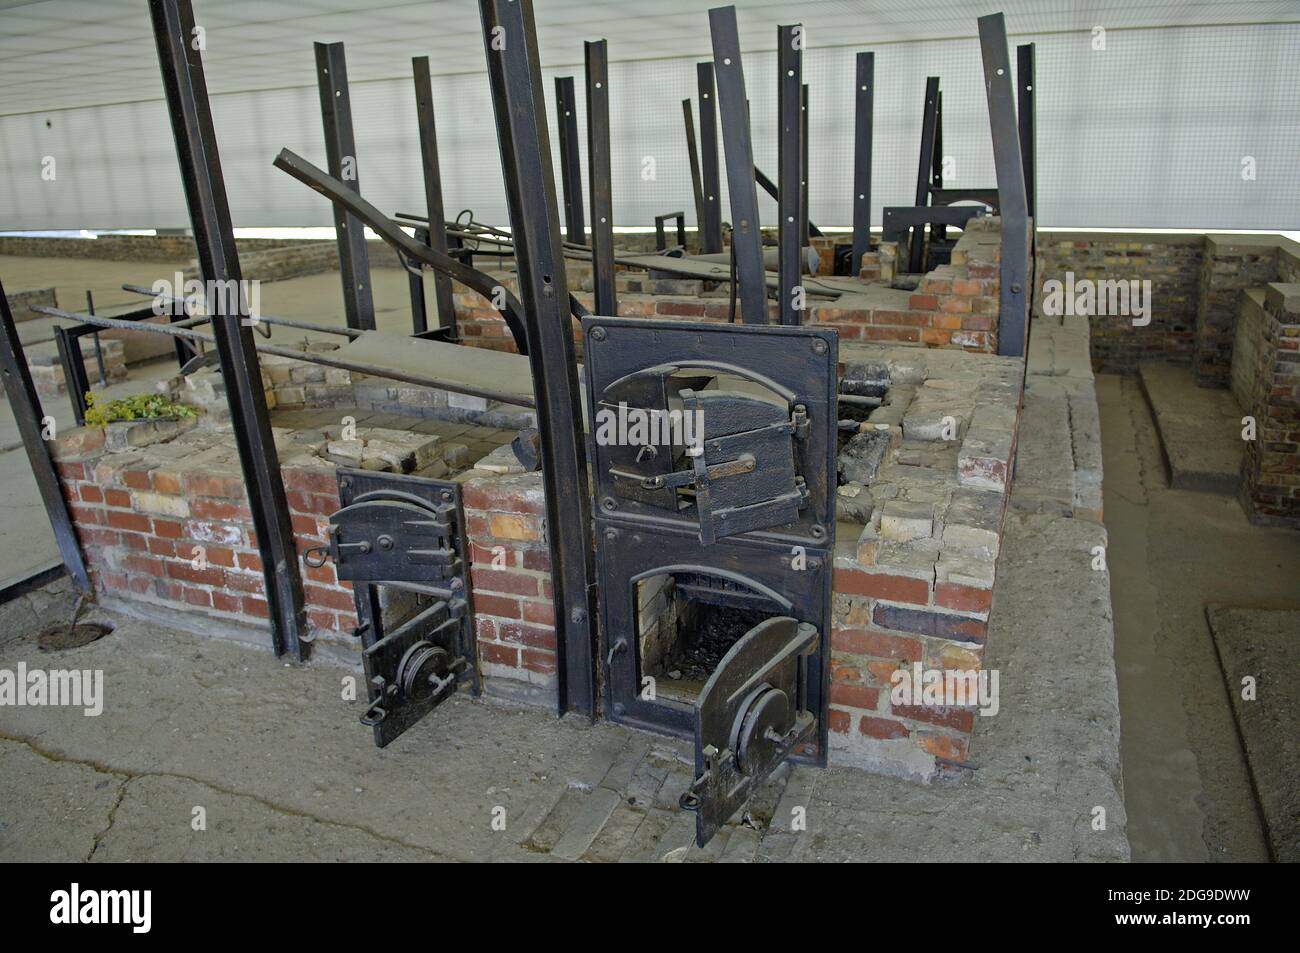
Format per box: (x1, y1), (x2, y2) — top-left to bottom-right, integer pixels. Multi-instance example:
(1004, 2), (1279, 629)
(1206, 606), (1300, 862)
(1138, 362), (1243, 494)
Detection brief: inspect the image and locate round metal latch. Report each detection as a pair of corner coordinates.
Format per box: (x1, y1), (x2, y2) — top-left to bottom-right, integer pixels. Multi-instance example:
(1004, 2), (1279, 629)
(397, 641), (450, 703)
(732, 684), (794, 776)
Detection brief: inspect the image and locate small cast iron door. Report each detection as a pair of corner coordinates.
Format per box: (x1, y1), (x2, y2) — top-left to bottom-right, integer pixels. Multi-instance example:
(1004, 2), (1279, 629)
(681, 616), (818, 846)
(309, 468), (478, 747)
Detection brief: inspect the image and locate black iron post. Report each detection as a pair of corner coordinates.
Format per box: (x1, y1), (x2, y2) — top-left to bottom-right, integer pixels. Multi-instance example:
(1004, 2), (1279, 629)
(314, 41), (375, 331)
(151, 0), (308, 659)
(1017, 42), (1037, 222)
(0, 282), (91, 592)
(585, 40), (617, 317)
(777, 24), (803, 325)
(554, 76), (585, 243)
(851, 51), (874, 275)
(931, 90), (946, 244)
(709, 5), (766, 325)
(909, 76), (941, 273)
(696, 62), (723, 254)
(978, 13), (1030, 358)
(479, 0), (598, 716)
(682, 99), (707, 245)
(800, 82), (810, 247)
(413, 56), (456, 337)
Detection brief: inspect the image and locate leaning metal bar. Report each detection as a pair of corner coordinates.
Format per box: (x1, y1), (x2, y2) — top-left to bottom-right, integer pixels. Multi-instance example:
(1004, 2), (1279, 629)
(909, 76), (941, 273)
(119, 284), (359, 338)
(414, 56), (457, 338)
(480, 0), (599, 716)
(682, 99), (707, 239)
(53, 325), (91, 425)
(709, 5), (767, 325)
(0, 282), (91, 591)
(851, 51), (875, 274)
(1017, 42), (1037, 222)
(978, 12), (1030, 358)
(777, 24), (803, 325)
(696, 62), (724, 254)
(151, 0), (308, 659)
(585, 39), (617, 317)
(36, 304), (535, 409)
(554, 76), (585, 244)
(273, 148), (543, 351)
(314, 41), (375, 331)
(754, 165), (823, 238)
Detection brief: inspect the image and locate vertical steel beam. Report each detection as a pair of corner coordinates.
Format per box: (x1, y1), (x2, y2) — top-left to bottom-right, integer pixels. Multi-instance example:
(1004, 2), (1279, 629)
(1017, 42), (1037, 222)
(584, 40), (617, 317)
(53, 325), (90, 426)
(931, 90), (946, 243)
(479, 0), (598, 716)
(909, 76), (941, 273)
(696, 63), (723, 254)
(413, 56), (456, 337)
(682, 99), (707, 245)
(554, 76), (585, 243)
(851, 51), (874, 274)
(978, 13), (1030, 358)
(406, 225), (429, 335)
(0, 282), (90, 592)
(800, 83), (810, 247)
(777, 24), (803, 325)
(709, 5), (767, 325)
(314, 41), (375, 332)
(151, 0), (308, 659)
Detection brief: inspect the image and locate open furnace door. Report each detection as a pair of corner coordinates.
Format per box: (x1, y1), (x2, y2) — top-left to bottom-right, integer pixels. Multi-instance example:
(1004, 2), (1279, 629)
(680, 616), (818, 846)
(309, 468), (478, 747)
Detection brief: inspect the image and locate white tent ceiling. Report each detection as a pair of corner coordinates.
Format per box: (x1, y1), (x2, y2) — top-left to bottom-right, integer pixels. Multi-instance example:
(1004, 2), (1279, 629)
(2, 0), (1296, 116)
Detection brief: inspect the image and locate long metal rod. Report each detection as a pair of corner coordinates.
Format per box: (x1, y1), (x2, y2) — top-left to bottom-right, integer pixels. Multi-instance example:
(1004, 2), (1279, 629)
(480, 0), (598, 716)
(696, 62), (723, 254)
(314, 41), (375, 332)
(978, 13), (1030, 358)
(413, 56), (457, 338)
(682, 99), (706, 245)
(0, 282), (91, 592)
(777, 23), (803, 325)
(151, 0), (308, 660)
(800, 83), (811, 245)
(584, 39), (617, 317)
(35, 304), (534, 409)
(909, 76), (941, 273)
(931, 90), (946, 243)
(1017, 42), (1037, 222)
(754, 165), (823, 237)
(115, 286), (362, 338)
(554, 76), (585, 244)
(709, 5), (766, 325)
(851, 51), (875, 273)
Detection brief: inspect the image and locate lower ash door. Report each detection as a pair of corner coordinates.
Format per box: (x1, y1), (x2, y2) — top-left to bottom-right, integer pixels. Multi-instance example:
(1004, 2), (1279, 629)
(680, 616), (818, 846)
(311, 468), (478, 748)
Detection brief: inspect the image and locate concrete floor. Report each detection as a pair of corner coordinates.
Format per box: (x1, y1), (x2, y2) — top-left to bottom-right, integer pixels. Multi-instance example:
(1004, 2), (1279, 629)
(1098, 372), (1299, 862)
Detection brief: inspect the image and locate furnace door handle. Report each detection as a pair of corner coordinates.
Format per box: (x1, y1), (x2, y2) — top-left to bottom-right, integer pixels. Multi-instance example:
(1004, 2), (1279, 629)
(610, 454), (755, 492)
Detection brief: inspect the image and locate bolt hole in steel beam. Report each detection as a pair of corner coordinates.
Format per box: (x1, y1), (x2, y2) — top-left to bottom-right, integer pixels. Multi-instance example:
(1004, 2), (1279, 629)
(709, 5), (767, 325)
(149, 0), (308, 659)
(479, 0), (598, 716)
(977, 12), (1031, 359)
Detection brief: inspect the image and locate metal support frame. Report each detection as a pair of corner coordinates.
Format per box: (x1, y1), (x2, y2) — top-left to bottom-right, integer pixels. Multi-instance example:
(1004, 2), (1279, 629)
(851, 51), (874, 275)
(709, 5), (766, 325)
(0, 282), (91, 592)
(151, 0), (308, 659)
(479, 0), (598, 716)
(800, 83), (811, 247)
(554, 76), (585, 243)
(755, 164), (823, 238)
(696, 63), (724, 254)
(931, 90), (946, 243)
(314, 41), (375, 332)
(777, 23), (803, 326)
(978, 13), (1030, 358)
(585, 40), (617, 317)
(682, 99), (707, 244)
(413, 56), (456, 339)
(1017, 42), (1037, 222)
(654, 212), (687, 251)
(909, 76), (941, 273)
(406, 224), (430, 335)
